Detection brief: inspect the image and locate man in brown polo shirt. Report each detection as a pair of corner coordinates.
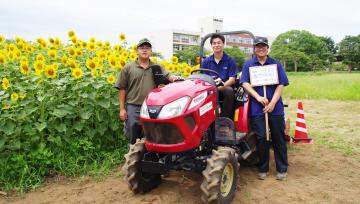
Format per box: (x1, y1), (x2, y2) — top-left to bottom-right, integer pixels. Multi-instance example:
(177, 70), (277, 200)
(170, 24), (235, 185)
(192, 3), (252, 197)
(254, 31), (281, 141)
(115, 38), (179, 144)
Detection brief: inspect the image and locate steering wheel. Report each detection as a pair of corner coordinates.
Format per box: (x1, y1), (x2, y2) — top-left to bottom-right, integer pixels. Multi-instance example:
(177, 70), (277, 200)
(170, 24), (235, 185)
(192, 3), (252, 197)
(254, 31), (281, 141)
(190, 69), (220, 78)
(190, 69), (224, 87)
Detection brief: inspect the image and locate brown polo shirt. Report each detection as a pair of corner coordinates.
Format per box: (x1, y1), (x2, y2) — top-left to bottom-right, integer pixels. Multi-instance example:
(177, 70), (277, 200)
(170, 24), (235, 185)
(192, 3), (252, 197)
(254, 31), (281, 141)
(115, 60), (172, 105)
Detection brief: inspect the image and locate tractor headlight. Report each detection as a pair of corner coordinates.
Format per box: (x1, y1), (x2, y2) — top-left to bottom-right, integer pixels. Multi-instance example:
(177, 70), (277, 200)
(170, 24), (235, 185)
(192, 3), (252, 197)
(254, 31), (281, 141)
(158, 96), (190, 119)
(140, 100), (150, 118)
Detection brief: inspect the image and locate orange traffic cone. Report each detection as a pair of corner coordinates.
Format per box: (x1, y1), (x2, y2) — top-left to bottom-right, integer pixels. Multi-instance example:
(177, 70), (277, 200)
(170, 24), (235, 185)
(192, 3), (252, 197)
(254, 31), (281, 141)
(290, 102), (313, 144)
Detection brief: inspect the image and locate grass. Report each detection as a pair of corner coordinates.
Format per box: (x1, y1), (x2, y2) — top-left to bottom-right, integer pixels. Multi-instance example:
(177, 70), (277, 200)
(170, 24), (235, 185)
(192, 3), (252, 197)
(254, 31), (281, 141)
(283, 72), (360, 100)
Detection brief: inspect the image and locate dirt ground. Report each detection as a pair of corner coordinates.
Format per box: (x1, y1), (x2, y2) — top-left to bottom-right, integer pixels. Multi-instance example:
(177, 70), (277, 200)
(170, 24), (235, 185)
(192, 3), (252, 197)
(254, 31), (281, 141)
(1, 100), (360, 204)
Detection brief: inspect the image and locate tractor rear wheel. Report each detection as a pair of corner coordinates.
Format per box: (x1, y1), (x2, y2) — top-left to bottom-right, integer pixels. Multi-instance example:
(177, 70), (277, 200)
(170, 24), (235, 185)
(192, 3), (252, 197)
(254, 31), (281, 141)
(200, 147), (239, 204)
(122, 139), (161, 194)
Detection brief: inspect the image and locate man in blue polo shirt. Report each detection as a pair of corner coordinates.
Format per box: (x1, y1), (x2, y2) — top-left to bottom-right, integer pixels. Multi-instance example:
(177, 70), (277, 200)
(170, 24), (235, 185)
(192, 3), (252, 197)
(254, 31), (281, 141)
(240, 37), (289, 180)
(201, 33), (237, 118)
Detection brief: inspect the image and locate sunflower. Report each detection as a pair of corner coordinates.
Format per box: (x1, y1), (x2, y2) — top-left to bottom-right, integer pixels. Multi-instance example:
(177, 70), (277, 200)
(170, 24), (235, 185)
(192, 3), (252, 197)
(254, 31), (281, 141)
(8, 44), (17, 51)
(129, 52), (137, 61)
(151, 57), (157, 63)
(54, 38), (61, 47)
(91, 69), (98, 78)
(87, 43), (95, 51)
(71, 67), (83, 79)
(36, 54), (45, 61)
(61, 55), (68, 64)
(34, 61), (45, 76)
(25, 45), (34, 53)
(48, 49), (57, 60)
(2, 78), (9, 90)
(67, 58), (77, 69)
(106, 74), (116, 84)
(96, 50), (107, 59)
(119, 59), (126, 68)
(11, 92), (19, 103)
(68, 30), (76, 38)
(45, 65), (57, 78)
(119, 33), (126, 41)
(75, 48), (83, 56)
(89, 37), (96, 43)
(86, 58), (97, 70)
(8, 51), (16, 61)
(20, 56), (28, 63)
(0, 35), (5, 43)
(171, 56), (178, 64)
(96, 41), (103, 48)
(113, 45), (120, 52)
(20, 61), (31, 75)
(71, 36), (77, 44)
(2, 105), (10, 110)
(108, 55), (118, 68)
(121, 50), (129, 59)
(48, 37), (55, 44)
(68, 47), (76, 56)
(81, 41), (87, 48)
(0, 54), (6, 64)
(184, 66), (192, 76)
(105, 41), (110, 48)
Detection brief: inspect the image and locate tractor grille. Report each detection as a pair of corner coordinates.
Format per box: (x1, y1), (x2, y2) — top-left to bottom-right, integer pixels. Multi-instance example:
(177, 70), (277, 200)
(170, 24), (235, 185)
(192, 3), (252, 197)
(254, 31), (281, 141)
(143, 122), (184, 144)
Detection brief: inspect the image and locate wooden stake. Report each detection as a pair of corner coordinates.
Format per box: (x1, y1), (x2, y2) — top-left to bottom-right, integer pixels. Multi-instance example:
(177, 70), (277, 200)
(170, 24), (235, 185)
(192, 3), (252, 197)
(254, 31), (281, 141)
(263, 85), (270, 141)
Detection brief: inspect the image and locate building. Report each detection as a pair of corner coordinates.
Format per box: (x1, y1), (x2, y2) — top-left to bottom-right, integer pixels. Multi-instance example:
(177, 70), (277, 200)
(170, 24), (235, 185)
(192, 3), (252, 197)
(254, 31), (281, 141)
(151, 17), (267, 60)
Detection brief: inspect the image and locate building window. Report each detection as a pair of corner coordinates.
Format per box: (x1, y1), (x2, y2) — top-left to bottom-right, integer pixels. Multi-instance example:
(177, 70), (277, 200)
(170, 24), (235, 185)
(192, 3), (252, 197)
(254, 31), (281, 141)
(173, 44), (180, 51)
(173, 34), (180, 42)
(181, 35), (189, 43)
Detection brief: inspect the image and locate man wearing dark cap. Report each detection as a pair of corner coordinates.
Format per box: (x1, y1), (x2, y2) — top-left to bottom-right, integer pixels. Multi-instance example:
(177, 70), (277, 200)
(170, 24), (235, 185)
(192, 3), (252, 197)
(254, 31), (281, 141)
(201, 33), (238, 118)
(115, 38), (179, 144)
(240, 37), (289, 180)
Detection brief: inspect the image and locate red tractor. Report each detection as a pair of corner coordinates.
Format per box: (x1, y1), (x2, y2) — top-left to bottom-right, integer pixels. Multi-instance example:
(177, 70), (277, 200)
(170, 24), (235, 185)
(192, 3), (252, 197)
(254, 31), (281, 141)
(122, 31), (258, 204)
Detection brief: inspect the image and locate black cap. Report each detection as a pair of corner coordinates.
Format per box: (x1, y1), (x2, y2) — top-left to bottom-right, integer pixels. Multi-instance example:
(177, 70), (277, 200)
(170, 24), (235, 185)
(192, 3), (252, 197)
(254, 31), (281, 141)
(254, 37), (269, 47)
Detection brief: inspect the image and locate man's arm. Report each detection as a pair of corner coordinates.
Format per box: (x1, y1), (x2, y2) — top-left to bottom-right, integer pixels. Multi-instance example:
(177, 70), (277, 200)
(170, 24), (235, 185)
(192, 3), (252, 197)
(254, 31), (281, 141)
(242, 82), (269, 107)
(119, 89), (127, 121)
(263, 85), (284, 113)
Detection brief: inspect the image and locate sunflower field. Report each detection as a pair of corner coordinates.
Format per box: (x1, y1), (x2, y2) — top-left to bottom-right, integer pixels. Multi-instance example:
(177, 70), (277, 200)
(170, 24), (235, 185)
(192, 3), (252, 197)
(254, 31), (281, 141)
(0, 31), (197, 191)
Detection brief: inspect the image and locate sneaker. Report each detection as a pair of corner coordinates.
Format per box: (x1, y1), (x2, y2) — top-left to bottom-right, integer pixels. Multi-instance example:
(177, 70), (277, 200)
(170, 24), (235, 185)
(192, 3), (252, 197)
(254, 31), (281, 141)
(258, 172), (268, 180)
(276, 172), (287, 180)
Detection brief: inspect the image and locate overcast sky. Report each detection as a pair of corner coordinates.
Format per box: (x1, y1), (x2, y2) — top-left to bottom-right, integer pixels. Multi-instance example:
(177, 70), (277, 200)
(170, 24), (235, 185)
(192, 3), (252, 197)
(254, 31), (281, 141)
(1, 0), (359, 45)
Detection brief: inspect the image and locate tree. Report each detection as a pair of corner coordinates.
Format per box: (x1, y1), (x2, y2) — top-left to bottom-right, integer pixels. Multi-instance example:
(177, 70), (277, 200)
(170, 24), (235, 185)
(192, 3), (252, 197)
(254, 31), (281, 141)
(174, 45), (210, 65)
(338, 35), (360, 72)
(152, 51), (164, 60)
(270, 30), (329, 72)
(224, 47), (247, 70)
(319, 36), (337, 71)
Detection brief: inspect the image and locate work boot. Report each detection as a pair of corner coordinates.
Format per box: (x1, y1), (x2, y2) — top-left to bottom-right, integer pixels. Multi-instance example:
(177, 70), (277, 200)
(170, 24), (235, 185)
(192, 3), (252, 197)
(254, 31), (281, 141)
(276, 172), (287, 180)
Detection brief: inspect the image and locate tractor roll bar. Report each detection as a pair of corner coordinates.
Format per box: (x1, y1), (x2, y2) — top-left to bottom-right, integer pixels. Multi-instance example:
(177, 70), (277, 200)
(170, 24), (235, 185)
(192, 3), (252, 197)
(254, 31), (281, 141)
(199, 30), (256, 65)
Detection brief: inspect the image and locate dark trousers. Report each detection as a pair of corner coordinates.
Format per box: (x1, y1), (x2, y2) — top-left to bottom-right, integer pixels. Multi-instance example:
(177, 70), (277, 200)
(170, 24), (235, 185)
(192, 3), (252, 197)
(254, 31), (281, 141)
(123, 104), (142, 144)
(250, 115), (288, 173)
(219, 86), (234, 118)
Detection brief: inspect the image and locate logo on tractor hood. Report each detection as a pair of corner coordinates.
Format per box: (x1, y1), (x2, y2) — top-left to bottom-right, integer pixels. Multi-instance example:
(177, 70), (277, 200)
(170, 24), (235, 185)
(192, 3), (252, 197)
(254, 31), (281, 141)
(189, 91), (207, 110)
(148, 108), (157, 114)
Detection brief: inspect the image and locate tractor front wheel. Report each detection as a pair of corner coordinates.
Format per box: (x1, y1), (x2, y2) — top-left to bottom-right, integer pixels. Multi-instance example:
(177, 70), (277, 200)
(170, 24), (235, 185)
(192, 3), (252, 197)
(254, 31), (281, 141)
(200, 147), (239, 204)
(122, 139), (161, 194)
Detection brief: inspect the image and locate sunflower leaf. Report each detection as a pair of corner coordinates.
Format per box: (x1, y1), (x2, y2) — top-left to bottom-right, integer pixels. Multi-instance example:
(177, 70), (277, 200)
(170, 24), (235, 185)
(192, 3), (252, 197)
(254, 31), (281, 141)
(35, 122), (47, 132)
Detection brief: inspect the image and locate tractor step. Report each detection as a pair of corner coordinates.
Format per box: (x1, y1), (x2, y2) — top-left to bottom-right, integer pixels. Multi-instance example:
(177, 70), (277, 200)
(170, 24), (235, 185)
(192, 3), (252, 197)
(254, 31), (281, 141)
(241, 150), (252, 160)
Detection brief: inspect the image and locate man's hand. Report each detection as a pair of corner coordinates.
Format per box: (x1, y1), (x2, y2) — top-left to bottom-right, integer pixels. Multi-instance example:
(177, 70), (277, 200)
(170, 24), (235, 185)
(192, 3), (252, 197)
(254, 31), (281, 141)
(119, 108), (127, 121)
(263, 101), (275, 113)
(256, 96), (269, 107)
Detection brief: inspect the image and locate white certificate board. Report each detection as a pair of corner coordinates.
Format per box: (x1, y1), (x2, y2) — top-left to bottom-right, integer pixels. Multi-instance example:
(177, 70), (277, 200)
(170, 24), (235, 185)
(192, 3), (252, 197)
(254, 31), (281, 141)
(249, 64), (279, 86)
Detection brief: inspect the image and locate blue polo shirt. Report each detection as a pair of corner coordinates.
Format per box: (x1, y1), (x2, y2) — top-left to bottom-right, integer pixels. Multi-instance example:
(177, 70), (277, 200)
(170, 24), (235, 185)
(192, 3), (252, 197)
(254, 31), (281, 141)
(201, 52), (237, 81)
(240, 55), (289, 117)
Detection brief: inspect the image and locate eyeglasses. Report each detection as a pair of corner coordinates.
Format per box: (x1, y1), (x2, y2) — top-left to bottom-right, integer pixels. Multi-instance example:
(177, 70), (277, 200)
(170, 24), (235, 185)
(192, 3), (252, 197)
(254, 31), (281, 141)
(138, 46), (151, 50)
